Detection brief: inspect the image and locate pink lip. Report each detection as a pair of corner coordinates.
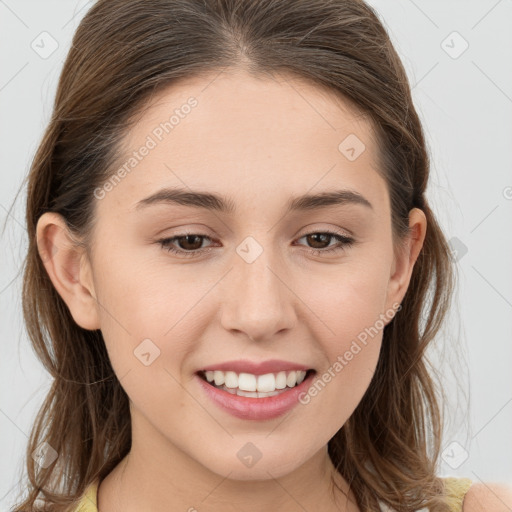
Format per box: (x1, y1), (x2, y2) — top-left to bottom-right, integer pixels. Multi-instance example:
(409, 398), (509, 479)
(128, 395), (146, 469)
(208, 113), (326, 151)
(198, 359), (312, 376)
(196, 370), (316, 421)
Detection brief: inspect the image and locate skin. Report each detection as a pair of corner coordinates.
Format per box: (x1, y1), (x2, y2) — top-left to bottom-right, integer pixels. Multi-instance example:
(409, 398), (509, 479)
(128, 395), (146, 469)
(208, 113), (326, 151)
(464, 483), (512, 511)
(37, 69), (428, 512)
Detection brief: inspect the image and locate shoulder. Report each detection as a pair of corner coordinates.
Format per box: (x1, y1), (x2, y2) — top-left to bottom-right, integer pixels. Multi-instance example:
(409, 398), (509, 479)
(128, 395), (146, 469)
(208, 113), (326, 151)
(73, 478), (99, 512)
(462, 481), (512, 512)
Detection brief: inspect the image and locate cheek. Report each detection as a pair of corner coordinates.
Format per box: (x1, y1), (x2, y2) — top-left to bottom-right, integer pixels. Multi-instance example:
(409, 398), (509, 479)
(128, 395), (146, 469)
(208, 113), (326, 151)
(90, 248), (211, 404)
(302, 315), (383, 433)
(319, 340), (381, 434)
(295, 259), (389, 407)
(295, 324), (383, 448)
(301, 257), (391, 339)
(92, 241), (202, 341)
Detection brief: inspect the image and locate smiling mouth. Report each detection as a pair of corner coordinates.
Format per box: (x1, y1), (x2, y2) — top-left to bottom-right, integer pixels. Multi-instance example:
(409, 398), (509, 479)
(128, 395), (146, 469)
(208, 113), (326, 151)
(196, 369), (316, 398)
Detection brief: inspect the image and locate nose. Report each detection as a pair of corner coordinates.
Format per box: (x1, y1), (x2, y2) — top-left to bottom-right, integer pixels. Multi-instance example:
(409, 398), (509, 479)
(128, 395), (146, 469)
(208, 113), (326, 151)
(219, 241), (297, 342)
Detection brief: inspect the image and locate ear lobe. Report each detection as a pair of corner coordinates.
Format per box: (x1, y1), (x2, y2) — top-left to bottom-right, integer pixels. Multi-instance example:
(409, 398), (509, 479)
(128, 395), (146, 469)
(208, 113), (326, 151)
(384, 208), (427, 313)
(36, 212), (101, 331)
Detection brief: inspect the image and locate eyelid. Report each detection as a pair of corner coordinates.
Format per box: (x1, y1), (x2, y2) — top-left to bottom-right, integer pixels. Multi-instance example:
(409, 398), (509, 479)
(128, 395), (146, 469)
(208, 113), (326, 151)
(296, 224), (353, 239)
(158, 224), (353, 244)
(156, 226), (356, 259)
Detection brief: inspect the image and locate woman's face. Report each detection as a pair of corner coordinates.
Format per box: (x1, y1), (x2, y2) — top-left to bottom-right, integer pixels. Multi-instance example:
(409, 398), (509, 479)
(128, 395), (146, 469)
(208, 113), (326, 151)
(40, 69), (424, 483)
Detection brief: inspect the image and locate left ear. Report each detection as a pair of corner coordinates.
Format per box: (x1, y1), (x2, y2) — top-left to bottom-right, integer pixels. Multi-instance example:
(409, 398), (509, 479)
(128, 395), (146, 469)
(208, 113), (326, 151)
(384, 207), (427, 312)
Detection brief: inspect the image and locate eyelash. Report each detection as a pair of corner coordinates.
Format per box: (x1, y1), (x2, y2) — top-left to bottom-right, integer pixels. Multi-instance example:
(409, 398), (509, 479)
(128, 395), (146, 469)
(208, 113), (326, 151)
(157, 230), (355, 259)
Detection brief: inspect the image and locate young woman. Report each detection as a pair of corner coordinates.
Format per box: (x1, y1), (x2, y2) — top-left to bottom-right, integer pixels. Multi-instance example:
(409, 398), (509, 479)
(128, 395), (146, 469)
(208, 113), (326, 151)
(12, 0), (511, 511)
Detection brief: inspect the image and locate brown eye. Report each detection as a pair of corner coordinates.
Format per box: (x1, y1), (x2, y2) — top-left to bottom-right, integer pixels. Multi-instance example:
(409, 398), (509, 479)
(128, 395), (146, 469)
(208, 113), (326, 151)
(295, 231), (355, 255)
(158, 233), (214, 258)
(157, 230), (355, 259)
(305, 233), (332, 249)
(174, 234), (205, 251)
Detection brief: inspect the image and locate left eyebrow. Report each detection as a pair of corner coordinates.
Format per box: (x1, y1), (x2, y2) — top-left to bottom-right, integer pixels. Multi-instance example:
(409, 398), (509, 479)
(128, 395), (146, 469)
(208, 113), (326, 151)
(133, 187), (374, 214)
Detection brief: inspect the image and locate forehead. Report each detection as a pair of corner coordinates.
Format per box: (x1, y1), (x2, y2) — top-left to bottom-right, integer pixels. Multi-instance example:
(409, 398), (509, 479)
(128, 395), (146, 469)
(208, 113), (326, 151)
(99, 69), (388, 217)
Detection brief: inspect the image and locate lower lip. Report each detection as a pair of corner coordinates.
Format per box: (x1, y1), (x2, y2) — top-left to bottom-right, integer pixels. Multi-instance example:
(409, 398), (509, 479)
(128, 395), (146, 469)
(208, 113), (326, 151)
(195, 371), (316, 420)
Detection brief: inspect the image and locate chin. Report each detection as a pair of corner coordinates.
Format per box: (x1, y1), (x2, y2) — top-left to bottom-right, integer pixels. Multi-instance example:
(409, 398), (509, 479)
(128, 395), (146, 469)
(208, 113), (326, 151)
(199, 449), (303, 481)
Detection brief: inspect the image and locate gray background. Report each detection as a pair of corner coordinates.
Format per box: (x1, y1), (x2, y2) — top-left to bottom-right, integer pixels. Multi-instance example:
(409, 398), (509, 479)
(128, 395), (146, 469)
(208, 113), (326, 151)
(1, 0), (511, 508)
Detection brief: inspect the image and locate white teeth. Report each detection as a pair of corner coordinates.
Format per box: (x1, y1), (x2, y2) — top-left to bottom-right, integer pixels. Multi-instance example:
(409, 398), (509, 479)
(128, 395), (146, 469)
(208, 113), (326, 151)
(286, 371), (297, 388)
(237, 389), (259, 398)
(238, 373), (257, 392)
(216, 386), (282, 398)
(257, 373), (275, 393)
(296, 371), (306, 385)
(213, 370), (225, 386)
(275, 371), (287, 389)
(224, 371), (238, 389)
(202, 369), (308, 392)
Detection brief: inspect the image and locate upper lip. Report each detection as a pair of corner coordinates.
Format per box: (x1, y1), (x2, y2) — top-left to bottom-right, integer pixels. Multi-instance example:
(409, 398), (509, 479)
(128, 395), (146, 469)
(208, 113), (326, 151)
(197, 359), (313, 376)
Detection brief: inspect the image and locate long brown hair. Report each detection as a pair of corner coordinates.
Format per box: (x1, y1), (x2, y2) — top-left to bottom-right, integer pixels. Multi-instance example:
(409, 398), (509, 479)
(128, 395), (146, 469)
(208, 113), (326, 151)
(12, 0), (457, 510)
